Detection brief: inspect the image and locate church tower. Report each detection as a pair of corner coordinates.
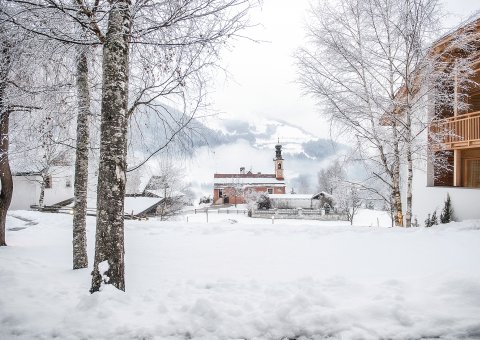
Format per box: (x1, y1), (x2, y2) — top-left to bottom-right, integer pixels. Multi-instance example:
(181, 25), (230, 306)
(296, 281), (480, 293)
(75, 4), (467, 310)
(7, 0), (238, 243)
(274, 142), (284, 180)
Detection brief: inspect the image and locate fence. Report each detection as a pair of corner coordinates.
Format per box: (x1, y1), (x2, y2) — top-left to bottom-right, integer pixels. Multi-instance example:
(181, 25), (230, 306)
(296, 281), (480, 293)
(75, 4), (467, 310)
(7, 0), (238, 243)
(31, 206), (148, 220)
(430, 111), (480, 150)
(193, 208), (248, 215)
(251, 208), (348, 221)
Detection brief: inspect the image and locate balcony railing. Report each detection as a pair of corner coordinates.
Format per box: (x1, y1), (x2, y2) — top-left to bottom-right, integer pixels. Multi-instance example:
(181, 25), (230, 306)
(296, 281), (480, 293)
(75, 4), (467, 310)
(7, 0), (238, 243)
(430, 111), (480, 150)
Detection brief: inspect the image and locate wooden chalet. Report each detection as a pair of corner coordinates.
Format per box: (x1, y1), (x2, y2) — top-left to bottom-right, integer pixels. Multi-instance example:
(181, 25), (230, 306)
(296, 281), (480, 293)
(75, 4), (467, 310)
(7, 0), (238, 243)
(428, 18), (480, 188)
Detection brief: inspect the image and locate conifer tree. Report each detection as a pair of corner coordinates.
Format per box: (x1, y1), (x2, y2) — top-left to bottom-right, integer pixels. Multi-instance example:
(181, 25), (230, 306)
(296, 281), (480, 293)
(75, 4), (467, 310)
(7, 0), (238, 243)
(425, 213), (432, 227)
(430, 210), (438, 226)
(440, 193), (453, 224)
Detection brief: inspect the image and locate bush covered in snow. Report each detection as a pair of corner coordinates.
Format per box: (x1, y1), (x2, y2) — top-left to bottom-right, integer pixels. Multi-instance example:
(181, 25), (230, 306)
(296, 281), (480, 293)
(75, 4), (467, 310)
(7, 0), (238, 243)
(257, 194), (272, 210)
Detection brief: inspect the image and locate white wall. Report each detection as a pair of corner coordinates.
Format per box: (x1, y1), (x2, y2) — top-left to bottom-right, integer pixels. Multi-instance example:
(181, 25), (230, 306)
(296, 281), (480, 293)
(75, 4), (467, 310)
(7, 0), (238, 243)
(271, 198), (319, 209)
(10, 176), (40, 210)
(412, 168), (480, 222)
(43, 167), (74, 206)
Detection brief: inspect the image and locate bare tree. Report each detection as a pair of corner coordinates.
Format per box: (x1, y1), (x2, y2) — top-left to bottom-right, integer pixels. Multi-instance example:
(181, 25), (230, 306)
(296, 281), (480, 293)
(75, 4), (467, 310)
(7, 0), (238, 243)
(244, 188), (261, 213)
(0, 33), (13, 246)
(297, 0), (407, 226)
(0, 10), (48, 245)
(292, 173), (311, 194)
(336, 183), (362, 225)
(144, 160), (189, 220)
(297, 0), (476, 227)
(3, 0), (100, 264)
(317, 160), (346, 195)
(12, 92), (75, 208)
(225, 177), (243, 207)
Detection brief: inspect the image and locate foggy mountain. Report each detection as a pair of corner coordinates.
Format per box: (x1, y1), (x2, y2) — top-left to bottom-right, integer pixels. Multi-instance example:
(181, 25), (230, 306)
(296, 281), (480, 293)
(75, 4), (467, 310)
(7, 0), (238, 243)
(127, 104), (348, 198)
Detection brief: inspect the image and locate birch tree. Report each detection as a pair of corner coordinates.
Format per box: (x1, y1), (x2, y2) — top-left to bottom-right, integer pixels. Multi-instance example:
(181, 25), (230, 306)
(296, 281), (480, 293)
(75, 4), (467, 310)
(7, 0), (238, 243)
(297, 0), (407, 225)
(297, 0), (476, 227)
(0, 28), (14, 246)
(4, 0), (100, 264)
(0, 11), (45, 245)
(90, 0), (256, 292)
(89, 0), (132, 292)
(72, 44), (91, 269)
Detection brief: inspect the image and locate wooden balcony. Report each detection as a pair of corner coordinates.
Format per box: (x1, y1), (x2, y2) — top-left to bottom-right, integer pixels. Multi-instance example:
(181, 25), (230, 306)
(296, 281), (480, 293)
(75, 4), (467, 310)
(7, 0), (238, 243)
(430, 111), (480, 150)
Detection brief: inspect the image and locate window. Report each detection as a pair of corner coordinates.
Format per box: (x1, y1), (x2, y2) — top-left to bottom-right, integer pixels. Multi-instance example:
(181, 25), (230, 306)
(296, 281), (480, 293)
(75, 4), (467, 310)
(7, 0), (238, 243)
(464, 159), (480, 188)
(267, 188), (273, 194)
(218, 189), (223, 197)
(66, 177), (72, 188)
(433, 151), (453, 186)
(277, 163), (282, 169)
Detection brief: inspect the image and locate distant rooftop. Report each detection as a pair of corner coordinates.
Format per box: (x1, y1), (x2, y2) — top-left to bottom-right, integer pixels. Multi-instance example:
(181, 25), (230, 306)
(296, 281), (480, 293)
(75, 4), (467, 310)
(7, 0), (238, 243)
(214, 172), (276, 179)
(214, 176), (284, 186)
(269, 194), (314, 200)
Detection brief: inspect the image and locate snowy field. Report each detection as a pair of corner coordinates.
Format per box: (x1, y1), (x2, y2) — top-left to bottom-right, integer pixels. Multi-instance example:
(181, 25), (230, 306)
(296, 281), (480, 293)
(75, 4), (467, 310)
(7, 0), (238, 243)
(1, 210), (480, 340)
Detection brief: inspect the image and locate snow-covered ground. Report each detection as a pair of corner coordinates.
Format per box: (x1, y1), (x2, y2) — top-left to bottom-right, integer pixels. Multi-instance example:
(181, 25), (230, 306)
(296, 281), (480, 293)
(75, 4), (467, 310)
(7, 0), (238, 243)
(1, 210), (480, 340)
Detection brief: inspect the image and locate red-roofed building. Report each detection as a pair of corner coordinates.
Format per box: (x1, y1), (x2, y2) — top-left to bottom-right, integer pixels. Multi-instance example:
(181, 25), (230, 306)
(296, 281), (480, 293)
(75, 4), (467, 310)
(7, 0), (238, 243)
(213, 144), (287, 205)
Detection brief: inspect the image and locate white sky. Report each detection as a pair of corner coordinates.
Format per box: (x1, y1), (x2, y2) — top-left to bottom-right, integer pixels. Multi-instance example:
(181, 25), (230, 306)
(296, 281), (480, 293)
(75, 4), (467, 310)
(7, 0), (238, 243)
(183, 0), (480, 195)
(210, 0), (480, 138)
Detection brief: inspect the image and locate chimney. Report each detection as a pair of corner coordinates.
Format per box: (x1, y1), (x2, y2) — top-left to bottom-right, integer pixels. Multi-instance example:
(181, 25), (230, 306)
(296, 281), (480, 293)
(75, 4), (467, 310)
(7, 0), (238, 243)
(240, 167), (245, 174)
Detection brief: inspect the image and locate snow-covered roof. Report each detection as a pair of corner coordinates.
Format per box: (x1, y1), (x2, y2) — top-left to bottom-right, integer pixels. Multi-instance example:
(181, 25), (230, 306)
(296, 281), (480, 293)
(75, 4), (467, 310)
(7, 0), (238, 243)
(269, 194), (314, 200)
(144, 189), (185, 198)
(214, 177), (285, 185)
(72, 197), (163, 216)
(214, 173), (276, 179)
(12, 165), (73, 177)
(13, 171), (42, 177)
(311, 192), (334, 200)
(124, 197), (163, 215)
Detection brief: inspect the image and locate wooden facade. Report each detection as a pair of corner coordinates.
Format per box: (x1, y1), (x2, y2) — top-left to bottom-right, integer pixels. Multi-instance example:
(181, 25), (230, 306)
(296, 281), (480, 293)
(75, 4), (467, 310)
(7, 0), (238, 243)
(429, 19), (480, 188)
(431, 111), (480, 150)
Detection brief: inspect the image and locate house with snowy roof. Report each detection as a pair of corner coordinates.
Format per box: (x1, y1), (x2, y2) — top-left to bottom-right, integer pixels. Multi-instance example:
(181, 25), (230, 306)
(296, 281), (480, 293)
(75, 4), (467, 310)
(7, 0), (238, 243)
(125, 173), (187, 218)
(213, 143), (286, 205)
(10, 165), (74, 210)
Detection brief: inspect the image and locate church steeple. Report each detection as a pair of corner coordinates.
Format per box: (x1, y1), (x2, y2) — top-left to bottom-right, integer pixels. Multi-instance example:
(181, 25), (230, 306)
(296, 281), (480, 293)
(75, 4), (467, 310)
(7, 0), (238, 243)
(274, 142), (284, 180)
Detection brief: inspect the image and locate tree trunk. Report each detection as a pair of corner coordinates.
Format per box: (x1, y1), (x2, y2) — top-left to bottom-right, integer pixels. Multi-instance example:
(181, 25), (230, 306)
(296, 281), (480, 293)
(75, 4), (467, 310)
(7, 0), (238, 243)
(38, 174), (46, 208)
(405, 144), (413, 227)
(73, 47), (90, 270)
(391, 122), (404, 227)
(0, 37), (13, 246)
(405, 107), (413, 228)
(90, 0), (131, 293)
(0, 109), (13, 247)
(161, 186), (167, 221)
(392, 181), (403, 227)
